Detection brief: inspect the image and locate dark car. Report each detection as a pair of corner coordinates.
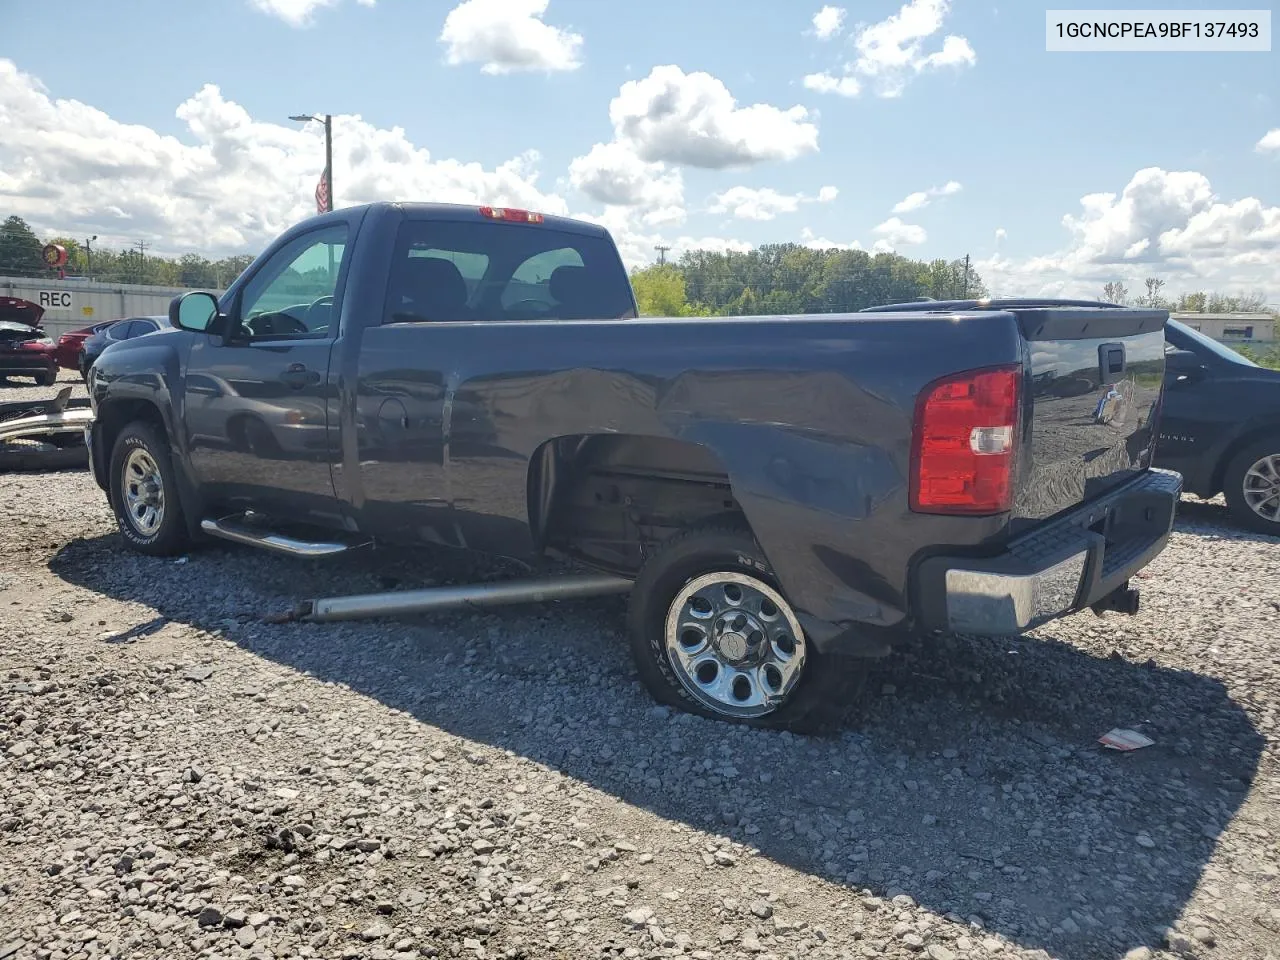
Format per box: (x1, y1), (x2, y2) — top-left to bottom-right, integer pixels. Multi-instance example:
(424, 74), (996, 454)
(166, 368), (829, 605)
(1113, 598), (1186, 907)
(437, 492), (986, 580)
(1155, 319), (1280, 535)
(56, 319), (121, 370)
(79, 315), (167, 380)
(0, 321), (58, 386)
(86, 202), (1180, 729)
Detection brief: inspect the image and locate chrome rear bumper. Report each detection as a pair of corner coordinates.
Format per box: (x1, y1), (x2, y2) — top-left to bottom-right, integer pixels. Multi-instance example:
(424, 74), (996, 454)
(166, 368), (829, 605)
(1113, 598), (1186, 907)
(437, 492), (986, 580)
(916, 469), (1183, 635)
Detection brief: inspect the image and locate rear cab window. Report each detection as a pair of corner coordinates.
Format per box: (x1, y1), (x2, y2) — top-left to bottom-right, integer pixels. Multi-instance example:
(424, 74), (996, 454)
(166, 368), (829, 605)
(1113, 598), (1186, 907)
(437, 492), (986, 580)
(383, 216), (635, 324)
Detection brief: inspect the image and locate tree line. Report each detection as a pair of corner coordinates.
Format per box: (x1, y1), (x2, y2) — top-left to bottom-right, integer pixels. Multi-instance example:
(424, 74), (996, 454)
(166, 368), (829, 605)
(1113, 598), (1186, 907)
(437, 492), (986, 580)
(6, 211), (1273, 319)
(0, 215), (253, 289)
(630, 246), (987, 317)
(1101, 277), (1271, 314)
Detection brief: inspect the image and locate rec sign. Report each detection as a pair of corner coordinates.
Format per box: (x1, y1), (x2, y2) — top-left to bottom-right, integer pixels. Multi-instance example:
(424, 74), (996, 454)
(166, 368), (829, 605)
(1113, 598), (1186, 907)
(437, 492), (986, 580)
(38, 290), (74, 311)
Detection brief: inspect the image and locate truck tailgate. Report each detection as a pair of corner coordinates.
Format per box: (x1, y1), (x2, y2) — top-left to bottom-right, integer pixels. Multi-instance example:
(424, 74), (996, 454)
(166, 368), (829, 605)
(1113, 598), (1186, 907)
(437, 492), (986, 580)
(1013, 306), (1167, 524)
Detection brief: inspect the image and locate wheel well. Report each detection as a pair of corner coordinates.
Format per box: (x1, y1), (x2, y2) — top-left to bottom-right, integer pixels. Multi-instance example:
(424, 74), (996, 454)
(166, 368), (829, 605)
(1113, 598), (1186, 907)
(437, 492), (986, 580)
(529, 434), (747, 576)
(97, 399), (167, 463)
(1210, 425), (1280, 495)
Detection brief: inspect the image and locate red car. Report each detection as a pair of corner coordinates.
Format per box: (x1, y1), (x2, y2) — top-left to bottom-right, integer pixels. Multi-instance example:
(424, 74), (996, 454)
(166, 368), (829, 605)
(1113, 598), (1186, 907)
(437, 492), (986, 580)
(55, 319), (121, 370)
(0, 321), (58, 386)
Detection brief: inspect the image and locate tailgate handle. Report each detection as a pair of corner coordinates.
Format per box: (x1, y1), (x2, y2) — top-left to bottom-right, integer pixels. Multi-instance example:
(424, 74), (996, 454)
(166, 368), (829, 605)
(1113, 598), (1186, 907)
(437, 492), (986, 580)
(1098, 342), (1126, 385)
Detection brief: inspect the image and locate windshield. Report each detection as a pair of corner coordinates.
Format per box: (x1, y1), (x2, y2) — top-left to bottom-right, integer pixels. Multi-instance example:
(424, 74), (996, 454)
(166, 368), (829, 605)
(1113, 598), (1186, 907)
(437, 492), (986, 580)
(1167, 319), (1258, 367)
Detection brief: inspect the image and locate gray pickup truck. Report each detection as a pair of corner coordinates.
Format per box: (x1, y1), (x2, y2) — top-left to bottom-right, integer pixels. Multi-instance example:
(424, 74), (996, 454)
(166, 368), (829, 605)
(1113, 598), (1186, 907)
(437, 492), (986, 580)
(86, 201), (1181, 728)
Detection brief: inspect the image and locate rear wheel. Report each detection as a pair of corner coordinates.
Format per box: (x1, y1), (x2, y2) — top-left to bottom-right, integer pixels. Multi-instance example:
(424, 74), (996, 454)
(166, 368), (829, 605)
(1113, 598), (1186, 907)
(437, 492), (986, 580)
(35, 368), (55, 387)
(1223, 436), (1280, 536)
(108, 421), (190, 556)
(627, 524), (855, 731)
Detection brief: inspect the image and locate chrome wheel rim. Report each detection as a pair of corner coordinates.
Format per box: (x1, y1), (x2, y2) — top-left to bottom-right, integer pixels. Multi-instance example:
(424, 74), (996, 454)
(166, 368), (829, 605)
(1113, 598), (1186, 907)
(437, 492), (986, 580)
(122, 448), (165, 536)
(663, 571), (807, 719)
(1243, 453), (1280, 523)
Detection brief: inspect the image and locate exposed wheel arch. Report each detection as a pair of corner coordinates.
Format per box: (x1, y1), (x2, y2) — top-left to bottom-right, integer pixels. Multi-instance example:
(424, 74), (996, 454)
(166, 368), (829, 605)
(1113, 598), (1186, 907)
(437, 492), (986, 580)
(528, 433), (750, 576)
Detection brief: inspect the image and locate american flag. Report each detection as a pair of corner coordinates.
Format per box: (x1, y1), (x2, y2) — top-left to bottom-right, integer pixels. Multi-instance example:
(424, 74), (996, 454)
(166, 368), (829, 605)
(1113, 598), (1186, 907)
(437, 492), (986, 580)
(314, 168), (331, 214)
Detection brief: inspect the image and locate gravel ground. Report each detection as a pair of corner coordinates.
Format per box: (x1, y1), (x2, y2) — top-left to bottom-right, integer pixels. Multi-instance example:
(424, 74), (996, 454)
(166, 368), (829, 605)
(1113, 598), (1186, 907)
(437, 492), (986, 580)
(1, 373), (1278, 960)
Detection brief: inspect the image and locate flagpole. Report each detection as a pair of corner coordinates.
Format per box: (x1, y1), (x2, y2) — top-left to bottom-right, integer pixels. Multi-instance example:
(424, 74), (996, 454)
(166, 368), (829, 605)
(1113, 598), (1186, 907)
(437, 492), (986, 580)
(323, 114), (333, 213)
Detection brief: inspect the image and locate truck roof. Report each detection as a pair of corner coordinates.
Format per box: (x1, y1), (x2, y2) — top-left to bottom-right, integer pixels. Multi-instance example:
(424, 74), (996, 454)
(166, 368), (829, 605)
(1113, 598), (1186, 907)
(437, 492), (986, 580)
(329, 201), (614, 239)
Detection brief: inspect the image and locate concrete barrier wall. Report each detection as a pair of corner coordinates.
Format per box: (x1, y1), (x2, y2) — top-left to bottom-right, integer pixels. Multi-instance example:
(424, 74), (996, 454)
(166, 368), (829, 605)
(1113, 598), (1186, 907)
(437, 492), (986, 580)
(0, 276), (225, 339)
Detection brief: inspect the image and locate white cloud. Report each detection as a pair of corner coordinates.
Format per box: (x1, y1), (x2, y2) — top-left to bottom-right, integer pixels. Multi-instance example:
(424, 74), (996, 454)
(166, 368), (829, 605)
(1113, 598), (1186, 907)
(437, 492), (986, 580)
(995, 227), (1007, 241)
(571, 207), (751, 268)
(800, 227), (862, 251)
(977, 167), (1280, 297)
(892, 191), (928, 214)
(0, 58), (565, 257)
(707, 184), (839, 221)
(1257, 128), (1280, 153)
(609, 65), (819, 169)
(802, 72), (861, 97)
(891, 179), (961, 213)
(872, 217), (927, 247)
(440, 0), (582, 75)
(567, 142), (684, 226)
(249, 0), (366, 27)
(805, 0), (975, 99)
(674, 234), (754, 255)
(811, 5), (846, 39)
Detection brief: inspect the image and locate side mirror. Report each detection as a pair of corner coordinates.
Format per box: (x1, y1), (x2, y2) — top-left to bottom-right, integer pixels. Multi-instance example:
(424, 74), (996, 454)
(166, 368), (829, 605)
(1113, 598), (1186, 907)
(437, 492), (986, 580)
(170, 291), (220, 333)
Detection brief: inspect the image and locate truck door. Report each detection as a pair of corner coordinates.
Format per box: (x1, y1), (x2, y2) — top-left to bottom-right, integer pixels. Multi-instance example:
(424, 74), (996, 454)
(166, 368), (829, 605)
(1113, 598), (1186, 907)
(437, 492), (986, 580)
(183, 223), (347, 521)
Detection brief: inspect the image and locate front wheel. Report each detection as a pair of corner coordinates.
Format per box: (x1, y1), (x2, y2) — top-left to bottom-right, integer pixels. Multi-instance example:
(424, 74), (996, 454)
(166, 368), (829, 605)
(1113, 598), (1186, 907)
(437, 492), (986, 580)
(108, 421), (190, 556)
(627, 524), (854, 731)
(1223, 437), (1280, 536)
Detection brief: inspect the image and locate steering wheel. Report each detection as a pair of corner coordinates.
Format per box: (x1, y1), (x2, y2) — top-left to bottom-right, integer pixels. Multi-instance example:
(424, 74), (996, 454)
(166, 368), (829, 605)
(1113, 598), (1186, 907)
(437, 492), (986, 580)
(506, 299), (554, 319)
(304, 295), (334, 332)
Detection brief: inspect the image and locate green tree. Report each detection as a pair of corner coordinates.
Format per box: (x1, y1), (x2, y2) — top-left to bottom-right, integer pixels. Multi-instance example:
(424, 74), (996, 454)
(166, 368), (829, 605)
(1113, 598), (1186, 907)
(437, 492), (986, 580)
(629, 264), (711, 316)
(1101, 281), (1129, 305)
(1175, 291), (1207, 312)
(0, 215), (46, 276)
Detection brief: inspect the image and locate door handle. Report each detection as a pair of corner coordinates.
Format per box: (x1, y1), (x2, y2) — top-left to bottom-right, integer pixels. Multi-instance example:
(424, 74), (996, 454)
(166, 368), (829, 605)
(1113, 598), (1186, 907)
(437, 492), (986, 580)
(280, 363), (320, 389)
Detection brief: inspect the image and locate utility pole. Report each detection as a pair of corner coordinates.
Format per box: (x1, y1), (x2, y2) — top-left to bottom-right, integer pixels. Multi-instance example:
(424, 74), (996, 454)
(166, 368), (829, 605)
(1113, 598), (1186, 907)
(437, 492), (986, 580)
(654, 245), (670, 265)
(962, 253), (970, 297)
(133, 240), (149, 282)
(85, 235), (97, 280)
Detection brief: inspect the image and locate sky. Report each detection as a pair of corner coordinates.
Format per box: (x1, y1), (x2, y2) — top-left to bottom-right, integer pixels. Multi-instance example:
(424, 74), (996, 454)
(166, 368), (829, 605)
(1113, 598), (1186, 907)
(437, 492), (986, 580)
(0, 0), (1277, 302)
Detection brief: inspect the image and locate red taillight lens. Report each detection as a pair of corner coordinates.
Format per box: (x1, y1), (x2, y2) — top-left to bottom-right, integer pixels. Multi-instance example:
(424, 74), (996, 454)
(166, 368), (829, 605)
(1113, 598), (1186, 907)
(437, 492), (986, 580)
(911, 365), (1021, 515)
(479, 205), (544, 223)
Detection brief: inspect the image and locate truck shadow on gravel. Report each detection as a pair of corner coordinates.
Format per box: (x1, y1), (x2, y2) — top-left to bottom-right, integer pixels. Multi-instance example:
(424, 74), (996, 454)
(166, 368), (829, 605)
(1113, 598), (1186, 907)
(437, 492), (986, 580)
(51, 532), (1264, 960)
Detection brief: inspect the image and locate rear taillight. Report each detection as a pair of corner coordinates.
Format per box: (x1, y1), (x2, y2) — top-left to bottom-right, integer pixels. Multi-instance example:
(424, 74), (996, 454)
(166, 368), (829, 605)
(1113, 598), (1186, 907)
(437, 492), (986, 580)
(911, 364), (1021, 515)
(479, 205), (544, 223)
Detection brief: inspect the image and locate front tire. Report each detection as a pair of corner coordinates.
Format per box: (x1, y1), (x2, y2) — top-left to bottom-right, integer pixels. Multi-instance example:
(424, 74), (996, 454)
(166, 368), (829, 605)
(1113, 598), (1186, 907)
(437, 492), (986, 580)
(627, 524), (853, 731)
(1223, 436), (1280, 536)
(108, 421), (190, 556)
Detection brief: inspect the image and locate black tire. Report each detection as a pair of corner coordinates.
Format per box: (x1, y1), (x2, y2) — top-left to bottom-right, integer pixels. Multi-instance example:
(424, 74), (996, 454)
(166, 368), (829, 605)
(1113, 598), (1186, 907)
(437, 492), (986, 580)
(108, 421), (190, 556)
(1222, 436), (1280, 536)
(627, 523), (858, 732)
(35, 369), (56, 387)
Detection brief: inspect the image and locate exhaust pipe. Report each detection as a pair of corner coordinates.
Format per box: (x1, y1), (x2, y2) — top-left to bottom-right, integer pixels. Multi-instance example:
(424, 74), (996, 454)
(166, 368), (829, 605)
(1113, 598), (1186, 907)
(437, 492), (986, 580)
(289, 573), (634, 623)
(1091, 583), (1140, 617)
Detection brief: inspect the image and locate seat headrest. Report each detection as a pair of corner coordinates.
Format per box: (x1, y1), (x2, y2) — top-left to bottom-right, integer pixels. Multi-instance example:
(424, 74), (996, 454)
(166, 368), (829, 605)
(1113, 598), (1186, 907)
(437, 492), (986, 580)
(391, 256), (469, 321)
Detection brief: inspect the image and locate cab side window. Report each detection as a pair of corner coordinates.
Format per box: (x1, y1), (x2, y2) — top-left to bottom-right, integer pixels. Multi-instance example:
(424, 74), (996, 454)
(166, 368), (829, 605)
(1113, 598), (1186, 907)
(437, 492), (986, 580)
(237, 224), (348, 340)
